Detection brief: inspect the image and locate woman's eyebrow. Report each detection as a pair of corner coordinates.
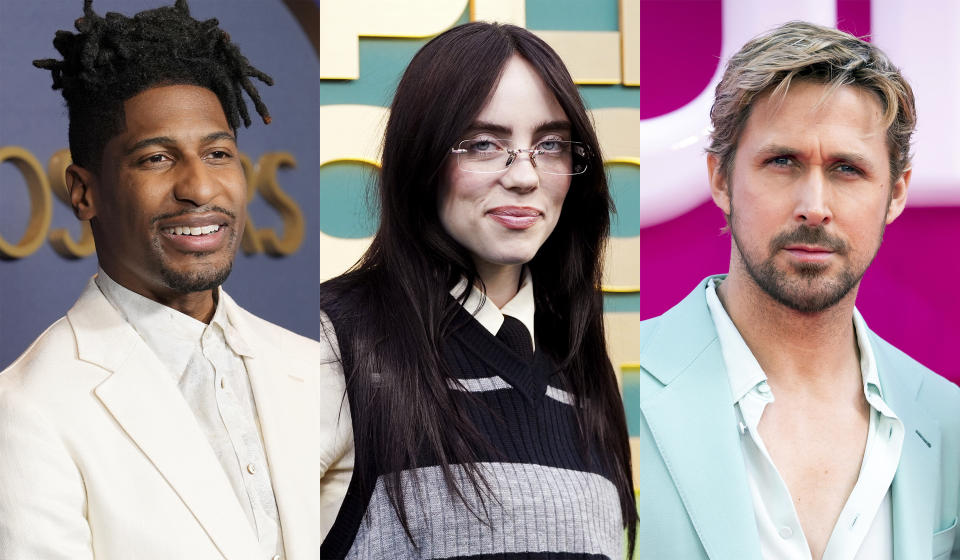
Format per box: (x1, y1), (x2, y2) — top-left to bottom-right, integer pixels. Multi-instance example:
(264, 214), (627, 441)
(464, 121), (512, 137)
(464, 119), (571, 138)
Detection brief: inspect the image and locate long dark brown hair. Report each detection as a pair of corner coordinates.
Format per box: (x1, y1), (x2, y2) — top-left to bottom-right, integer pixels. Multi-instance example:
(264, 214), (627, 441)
(321, 21), (636, 553)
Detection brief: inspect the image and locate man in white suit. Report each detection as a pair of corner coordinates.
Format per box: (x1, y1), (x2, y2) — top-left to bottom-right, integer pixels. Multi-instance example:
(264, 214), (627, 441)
(0, 1), (351, 558)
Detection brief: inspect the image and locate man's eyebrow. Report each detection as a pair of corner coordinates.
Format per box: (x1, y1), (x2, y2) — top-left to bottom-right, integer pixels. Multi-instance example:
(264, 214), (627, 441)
(125, 136), (175, 156)
(201, 131), (237, 145)
(755, 143), (800, 157)
(756, 143), (873, 167)
(124, 131), (236, 156)
(828, 151), (871, 167)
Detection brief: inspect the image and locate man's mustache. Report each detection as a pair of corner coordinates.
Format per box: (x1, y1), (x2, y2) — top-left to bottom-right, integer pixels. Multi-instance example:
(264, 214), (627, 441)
(150, 206), (237, 225)
(770, 226), (848, 255)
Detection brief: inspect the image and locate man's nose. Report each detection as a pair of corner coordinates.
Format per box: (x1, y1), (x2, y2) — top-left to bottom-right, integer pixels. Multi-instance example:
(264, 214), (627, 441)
(793, 170), (832, 227)
(173, 156), (217, 206)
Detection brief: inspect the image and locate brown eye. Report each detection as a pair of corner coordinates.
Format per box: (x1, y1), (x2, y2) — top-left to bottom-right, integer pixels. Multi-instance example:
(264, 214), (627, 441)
(140, 153), (171, 166)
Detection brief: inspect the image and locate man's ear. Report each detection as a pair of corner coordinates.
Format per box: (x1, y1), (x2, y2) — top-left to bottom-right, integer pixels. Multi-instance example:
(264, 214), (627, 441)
(707, 153), (731, 215)
(885, 167), (911, 225)
(66, 164), (97, 221)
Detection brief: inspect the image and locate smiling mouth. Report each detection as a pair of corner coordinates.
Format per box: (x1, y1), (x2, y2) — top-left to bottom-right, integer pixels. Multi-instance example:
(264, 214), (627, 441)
(161, 224), (222, 236)
(487, 206), (543, 230)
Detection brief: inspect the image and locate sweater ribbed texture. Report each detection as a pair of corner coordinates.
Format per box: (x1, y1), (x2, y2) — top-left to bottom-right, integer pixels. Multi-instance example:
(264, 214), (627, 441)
(320, 299), (622, 560)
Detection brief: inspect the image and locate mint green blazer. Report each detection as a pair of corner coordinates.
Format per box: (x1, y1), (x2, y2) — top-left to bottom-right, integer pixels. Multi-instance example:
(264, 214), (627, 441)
(625, 276), (959, 560)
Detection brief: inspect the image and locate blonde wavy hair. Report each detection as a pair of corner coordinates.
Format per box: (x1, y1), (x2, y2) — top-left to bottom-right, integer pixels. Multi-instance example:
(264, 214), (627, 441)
(708, 21), (916, 182)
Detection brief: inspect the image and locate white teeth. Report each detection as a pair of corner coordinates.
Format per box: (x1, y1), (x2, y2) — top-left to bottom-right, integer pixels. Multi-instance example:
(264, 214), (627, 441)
(163, 224), (222, 236)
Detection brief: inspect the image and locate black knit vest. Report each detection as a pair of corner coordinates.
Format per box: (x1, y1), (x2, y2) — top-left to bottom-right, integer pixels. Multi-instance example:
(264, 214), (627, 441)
(320, 291), (623, 560)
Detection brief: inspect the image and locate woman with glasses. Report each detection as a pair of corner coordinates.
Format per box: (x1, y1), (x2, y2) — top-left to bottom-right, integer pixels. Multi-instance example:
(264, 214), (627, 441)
(319, 22), (637, 559)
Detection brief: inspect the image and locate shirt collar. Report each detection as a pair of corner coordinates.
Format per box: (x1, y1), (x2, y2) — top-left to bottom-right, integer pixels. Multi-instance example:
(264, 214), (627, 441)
(450, 269), (536, 343)
(94, 268), (251, 381)
(705, 277), (768, 403)
(208, 292), (254, 358)
(852, 308), (891, 416)
(705, 277), (897, 420)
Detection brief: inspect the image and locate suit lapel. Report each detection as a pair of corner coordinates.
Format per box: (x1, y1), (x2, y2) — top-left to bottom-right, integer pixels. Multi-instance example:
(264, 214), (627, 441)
(225, 296), (325, 559)
(69, 280), (261, 560)
(637, 278), (762, 560)
(871, 333), (941, 560)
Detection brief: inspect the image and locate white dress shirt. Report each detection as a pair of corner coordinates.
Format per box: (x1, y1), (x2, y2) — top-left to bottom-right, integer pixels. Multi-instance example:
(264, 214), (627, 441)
(95, 269), (285, 559)
(705, 278), (904, 560)
(450, 269), (536, 348)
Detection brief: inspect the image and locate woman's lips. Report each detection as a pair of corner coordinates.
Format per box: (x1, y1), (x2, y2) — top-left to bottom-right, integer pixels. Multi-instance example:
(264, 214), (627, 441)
(487, 207), (542, 230)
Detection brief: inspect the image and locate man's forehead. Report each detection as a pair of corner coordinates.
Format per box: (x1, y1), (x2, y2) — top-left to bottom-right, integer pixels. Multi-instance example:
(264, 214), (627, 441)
(750, 82), (884, 127)
(742, 82), (887, 150)
(116, 85), (234, 146)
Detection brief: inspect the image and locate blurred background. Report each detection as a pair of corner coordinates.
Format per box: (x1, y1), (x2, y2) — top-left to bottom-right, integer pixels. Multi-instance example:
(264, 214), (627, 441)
(1, 0), (957, 391)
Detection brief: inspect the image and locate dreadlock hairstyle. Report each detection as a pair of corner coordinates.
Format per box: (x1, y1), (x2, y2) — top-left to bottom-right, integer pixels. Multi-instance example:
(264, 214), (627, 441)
(33, 0), (273, 171)
(320, 22), (637, 554)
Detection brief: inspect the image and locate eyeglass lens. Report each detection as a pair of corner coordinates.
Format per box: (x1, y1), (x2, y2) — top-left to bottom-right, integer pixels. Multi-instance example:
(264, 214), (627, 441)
(454, 138), (587, 175)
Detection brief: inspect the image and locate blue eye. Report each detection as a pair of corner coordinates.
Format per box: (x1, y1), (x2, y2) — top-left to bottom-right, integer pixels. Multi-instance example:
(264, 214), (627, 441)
(836, 164), (861, 175)
(466, 139), (503, 153)
(538, 140), (561, 153)
(769, 156), (792, 166)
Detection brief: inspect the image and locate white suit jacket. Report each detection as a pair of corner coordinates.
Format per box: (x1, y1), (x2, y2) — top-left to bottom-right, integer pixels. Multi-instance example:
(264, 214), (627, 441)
(0, 278), (353, 559)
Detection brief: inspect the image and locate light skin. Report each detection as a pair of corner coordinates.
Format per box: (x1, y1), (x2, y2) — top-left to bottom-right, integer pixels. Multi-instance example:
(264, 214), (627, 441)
(67, 84), (247, 323)
(707, 81), (909, 559)
(439, 55), (572, 307)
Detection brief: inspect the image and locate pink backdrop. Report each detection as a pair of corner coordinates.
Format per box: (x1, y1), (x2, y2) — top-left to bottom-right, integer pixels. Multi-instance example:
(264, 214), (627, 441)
(637, 0), (959, 382)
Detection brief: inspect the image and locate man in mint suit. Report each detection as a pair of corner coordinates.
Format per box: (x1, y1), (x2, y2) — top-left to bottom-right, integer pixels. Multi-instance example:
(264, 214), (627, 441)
(627, 22), (959, 560)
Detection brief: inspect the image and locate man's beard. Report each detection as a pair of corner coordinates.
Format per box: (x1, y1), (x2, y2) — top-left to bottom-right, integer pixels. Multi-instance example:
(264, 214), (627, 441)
(150, 206), (238, 294)
(159, 260), (233, 293)
(729, 214), (881, 314)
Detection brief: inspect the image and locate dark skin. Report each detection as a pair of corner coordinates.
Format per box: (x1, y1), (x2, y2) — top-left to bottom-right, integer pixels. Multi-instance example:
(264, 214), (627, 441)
(66, 84), (248, 323)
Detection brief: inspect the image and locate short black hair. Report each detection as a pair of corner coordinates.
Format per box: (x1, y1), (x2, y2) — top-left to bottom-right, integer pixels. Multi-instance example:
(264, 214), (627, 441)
(34, 0), (273, 171)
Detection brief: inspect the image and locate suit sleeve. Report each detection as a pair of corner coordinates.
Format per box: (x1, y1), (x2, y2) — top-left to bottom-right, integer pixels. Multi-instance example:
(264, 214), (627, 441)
(0, 388), (94, 560)
(315, 311), (355, 539)
(317, 393), (354, 539)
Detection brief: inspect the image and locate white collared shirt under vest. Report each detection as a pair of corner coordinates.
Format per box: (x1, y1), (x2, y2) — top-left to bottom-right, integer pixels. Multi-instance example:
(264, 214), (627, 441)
(450, 268), (536, 347)
(705, 278), (904, 560)
(96, 269), (284, 560)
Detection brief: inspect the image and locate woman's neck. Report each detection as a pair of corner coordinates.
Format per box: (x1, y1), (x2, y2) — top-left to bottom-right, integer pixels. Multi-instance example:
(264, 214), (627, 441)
(475, 261), (523, 308)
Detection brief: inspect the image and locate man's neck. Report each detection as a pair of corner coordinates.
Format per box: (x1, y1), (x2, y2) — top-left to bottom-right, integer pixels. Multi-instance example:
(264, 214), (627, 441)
(715, 268), (861, 393)
(98, 264), (218, 324)
(155, 290), (218, 324)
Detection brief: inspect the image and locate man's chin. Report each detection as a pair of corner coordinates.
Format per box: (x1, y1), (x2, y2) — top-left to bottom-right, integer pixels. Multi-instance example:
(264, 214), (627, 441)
(159, 263), (233, 294)
(759, 270), (859, 313)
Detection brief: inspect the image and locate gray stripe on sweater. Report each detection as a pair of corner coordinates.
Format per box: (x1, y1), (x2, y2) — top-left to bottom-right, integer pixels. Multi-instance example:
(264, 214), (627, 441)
(446, 376), (512, 393)
(345, 462), (623, 560)
(447, 376), (577, 406)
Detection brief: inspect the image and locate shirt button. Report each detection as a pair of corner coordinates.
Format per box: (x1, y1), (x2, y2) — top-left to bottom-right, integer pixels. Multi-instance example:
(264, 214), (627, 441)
(247, 463), (256, 475)
(778, 526), (793, 539)
(271, 555), (281, 560)
(757, 382), (771, 395)
(220, 377), (226, 389)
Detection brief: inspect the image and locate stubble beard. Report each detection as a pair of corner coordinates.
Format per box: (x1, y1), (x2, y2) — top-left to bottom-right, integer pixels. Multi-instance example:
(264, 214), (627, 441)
(152, 226), (238, 294)
(728, 210), (883, 314)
